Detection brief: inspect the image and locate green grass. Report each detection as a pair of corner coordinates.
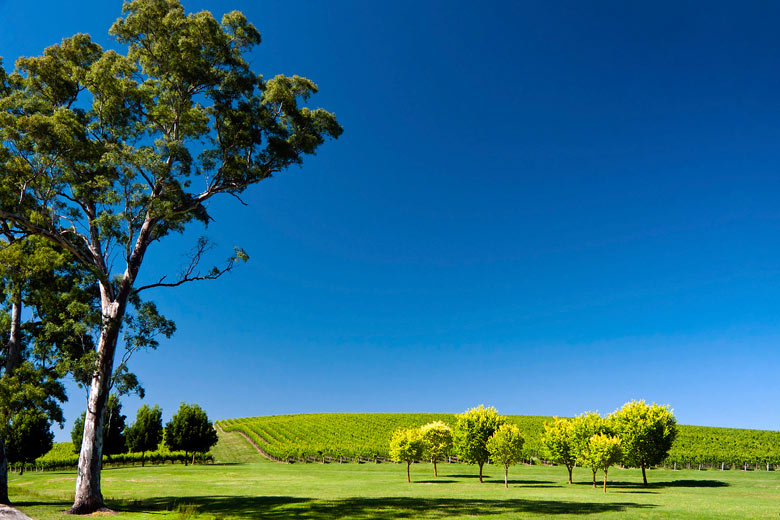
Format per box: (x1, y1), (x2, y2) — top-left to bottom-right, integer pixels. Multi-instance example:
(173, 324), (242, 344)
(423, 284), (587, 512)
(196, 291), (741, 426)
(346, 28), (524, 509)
(7, 430), (780, 519)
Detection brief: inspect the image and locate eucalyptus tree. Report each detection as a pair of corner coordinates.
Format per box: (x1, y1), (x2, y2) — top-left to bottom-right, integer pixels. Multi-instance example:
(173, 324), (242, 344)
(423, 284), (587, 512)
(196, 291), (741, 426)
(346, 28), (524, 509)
(0, 0), (340, 512)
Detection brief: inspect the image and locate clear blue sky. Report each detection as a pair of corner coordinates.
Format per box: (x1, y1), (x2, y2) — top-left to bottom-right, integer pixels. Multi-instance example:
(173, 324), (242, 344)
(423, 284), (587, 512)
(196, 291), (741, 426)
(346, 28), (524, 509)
(2, 0), (780, 441)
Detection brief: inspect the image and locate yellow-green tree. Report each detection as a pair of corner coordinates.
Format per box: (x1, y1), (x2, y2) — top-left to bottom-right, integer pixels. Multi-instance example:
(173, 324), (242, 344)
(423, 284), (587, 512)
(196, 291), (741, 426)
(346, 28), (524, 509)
(389, 428), (424, 483)
(571, 411), (611, 487)
(540, 417), (576, 484)
(453, 405), (506, 483)
(609, 400), (677, 485)
(420, 421), (452, 478)
(486, 424), (525, 488)
(579, 433), (622, 493)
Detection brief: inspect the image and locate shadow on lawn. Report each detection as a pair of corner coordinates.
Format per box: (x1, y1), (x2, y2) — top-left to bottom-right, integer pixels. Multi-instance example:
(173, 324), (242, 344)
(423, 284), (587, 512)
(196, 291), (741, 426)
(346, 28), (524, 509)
(607, 479), (729, 489)
(112, 495), (655, 518)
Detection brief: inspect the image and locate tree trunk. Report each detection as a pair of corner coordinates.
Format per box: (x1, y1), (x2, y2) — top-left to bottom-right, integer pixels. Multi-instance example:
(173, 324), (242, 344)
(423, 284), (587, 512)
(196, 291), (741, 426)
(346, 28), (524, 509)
(141, 452), (145, 468)
(592, 469), (596, 488)
(641, 463), (648, 485)
(70, 296), (126, 515)
(192, 453), (196, 466)
(603, 469), (608, 493)
(567, 464), (573, 485)
(479, 462), (484, 483)
(18, 464), (23, 476)
(504, 465), (508, 488)
(406, 462), (410, 483)
(0, 288), (23, 506)
(0, 439), (8, 505)
(433, 460), (438, 478)
(5, 288), (22, 375)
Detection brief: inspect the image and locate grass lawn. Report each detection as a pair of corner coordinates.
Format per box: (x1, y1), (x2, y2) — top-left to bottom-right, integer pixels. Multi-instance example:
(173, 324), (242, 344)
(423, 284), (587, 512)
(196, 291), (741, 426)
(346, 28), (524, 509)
(8, 432), (779, 519)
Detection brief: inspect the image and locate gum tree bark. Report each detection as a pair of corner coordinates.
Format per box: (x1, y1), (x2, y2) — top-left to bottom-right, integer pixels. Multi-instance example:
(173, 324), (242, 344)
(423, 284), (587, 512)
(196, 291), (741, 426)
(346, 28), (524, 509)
(0, 288), (22, 506)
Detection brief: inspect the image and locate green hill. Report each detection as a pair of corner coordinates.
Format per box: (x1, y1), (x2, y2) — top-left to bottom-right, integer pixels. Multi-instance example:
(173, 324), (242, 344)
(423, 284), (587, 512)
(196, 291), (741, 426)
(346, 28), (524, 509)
(218, 413), (780, 467)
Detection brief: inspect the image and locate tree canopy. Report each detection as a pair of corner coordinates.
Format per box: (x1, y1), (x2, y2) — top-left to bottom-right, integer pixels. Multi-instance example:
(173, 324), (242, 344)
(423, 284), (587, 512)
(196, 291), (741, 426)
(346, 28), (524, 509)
(164, 402), (218, 465)
(610, 400), (677, 485)
(453, 405), (506, 483)
(486, 424), (525, 488)
(125, 404), (162, 466)
(388, 428), (424, 483)
(419, 421), (452, 478)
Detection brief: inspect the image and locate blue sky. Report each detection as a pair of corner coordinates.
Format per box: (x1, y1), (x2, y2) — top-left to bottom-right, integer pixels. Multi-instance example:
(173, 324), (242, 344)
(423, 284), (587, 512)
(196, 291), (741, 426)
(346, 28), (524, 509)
(2, 0), (780, 441)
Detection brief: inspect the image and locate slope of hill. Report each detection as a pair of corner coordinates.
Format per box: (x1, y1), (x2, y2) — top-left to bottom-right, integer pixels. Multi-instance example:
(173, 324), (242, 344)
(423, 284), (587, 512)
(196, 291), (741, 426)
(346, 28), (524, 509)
(217, 413), (780, 467)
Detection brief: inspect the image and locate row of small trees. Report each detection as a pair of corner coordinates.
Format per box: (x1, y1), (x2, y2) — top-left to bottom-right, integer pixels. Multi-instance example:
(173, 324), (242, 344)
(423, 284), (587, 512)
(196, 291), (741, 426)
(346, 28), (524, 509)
(389, 400), (677, 492)
(389, 405), (525, 487)
(71, 401), (218, 466)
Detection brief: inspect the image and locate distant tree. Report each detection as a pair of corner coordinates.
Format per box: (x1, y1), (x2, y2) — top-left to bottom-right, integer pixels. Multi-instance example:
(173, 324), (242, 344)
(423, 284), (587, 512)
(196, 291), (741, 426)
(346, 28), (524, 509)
(125, 405), (163, 466)
(541, 417), (577, 484)
(571, 412), (611, 487)
(609, 400), (677, 485)
(103, 395), (126, 457)
(579, 433), (622, 493)
(164, 403), (218, 465)
(419, 421), (452, 478)
(70, 395), (126, 457)
(5, 410), (53, 475)
(71, 414), (85, 452)
(389, 428), (424, 483)
(453, 405), (506, 483)
(486, 424), (525, 488)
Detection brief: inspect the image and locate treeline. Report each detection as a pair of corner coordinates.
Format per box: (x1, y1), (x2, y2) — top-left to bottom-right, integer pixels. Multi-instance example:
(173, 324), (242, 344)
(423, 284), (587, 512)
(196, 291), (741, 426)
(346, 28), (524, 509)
(16, 401), (220, 473)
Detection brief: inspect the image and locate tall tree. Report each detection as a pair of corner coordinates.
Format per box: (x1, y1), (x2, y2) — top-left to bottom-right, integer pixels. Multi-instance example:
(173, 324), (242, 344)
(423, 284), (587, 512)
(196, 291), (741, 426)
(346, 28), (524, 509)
(453, 405), (506, 483)
(0, 0), (341, 512)
(609, 400), (677, 486)
(125, 404), (162, 466)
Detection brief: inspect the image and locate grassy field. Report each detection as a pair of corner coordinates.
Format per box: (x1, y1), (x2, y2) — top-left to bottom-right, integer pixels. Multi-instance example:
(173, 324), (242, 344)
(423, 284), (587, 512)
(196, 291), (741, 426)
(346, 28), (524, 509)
(7, 430), (779, 519)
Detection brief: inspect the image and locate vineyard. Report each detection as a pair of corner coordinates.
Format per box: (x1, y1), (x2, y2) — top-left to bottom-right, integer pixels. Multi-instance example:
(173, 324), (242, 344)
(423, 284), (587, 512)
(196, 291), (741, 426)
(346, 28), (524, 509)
(217, 413), (780, 468)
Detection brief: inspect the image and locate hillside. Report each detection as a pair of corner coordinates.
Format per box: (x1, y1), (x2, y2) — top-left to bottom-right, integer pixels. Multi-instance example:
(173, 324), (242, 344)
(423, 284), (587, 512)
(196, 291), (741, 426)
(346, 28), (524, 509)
(217, 413), (780, 467)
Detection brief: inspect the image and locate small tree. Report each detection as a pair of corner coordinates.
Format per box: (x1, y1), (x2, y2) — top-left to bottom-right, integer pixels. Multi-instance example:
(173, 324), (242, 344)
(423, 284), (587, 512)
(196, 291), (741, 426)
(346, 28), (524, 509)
(453, 405), (506, 483)
(5, 411), (53, 475)
(125, 405), (163, 466)
(609, 400), (677, 486)
(164, 403), (218, 465)
(571, 411), (611, 487)
(419, 421), (452, 478)
(579, 433), (622, 493)
(486, 424), (525, 488)
(389, 428), (423, 483)
(540, 417), (576, 484)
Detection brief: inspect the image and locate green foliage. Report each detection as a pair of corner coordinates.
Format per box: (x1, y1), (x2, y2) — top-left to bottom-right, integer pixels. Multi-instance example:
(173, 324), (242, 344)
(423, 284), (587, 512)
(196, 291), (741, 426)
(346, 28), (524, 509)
(486, 424), (525, 487)
(31, 441), (213, 471)
(71, 413), (85, 452)
(570, 412), (611, 466)
(420, 421), (453, 461)
(5, 410), (53, 469)
(126, 404), (163, 458)
(388, 428), (423, 464)
(582, 433), (622, 492)
(540, 417), (576, 483)
(453, 406), (506, 482)
(165, 403), (218, 462)
(610, 400), (677, 470)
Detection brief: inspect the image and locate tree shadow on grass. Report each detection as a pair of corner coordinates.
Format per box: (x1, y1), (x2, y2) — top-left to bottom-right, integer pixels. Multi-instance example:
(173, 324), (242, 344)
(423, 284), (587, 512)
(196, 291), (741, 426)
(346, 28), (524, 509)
(112, 495), (655, 519)
(484, 479), (556, 486)
(608, 479), (729, 489)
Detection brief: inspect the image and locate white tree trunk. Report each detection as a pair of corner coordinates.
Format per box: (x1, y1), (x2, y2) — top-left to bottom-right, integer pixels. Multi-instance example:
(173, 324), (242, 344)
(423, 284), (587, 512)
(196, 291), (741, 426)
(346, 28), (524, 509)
(70, 297), (126, 514)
